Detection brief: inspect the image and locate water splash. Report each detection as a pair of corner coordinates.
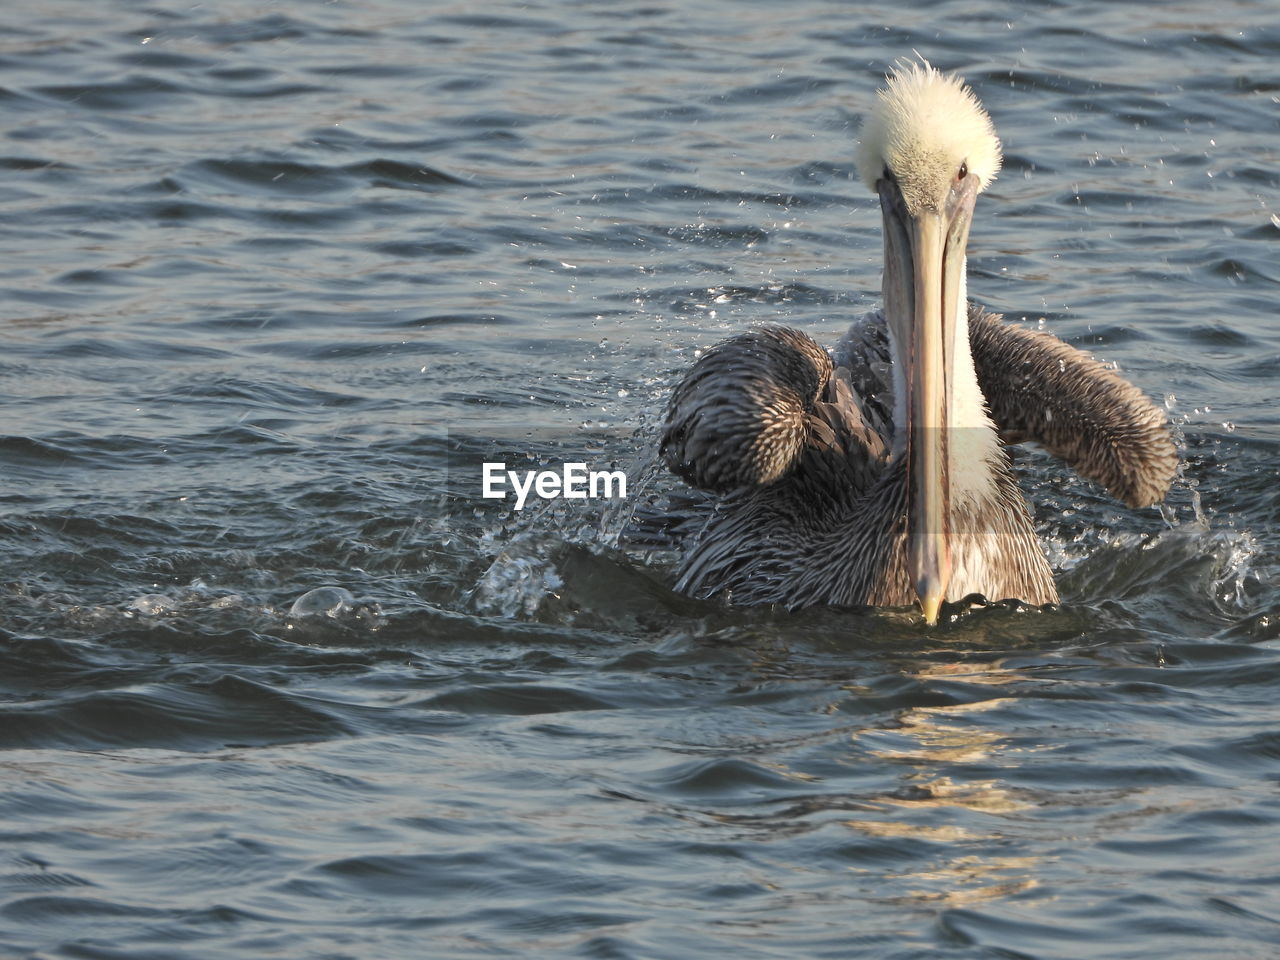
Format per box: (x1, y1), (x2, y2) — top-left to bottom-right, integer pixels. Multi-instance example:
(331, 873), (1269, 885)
(470, 532), (565, 619)
(466, 415), (669, 620)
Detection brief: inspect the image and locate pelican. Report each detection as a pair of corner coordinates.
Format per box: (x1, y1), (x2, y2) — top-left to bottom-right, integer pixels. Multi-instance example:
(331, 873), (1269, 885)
(656, 60), (1177, 624)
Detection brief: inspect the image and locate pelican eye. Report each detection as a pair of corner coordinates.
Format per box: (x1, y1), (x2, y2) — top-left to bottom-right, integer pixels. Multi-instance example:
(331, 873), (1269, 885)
(957, 161), (969, 181)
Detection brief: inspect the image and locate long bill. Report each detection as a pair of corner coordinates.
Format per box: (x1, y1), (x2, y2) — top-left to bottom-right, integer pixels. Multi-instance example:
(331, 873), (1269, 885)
(879, 174), (978, 624)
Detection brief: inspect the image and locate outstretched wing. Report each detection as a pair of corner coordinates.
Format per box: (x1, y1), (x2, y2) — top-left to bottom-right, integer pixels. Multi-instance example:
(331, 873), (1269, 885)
(968, 306), (1177, 508)
(661, 325), (887, 495)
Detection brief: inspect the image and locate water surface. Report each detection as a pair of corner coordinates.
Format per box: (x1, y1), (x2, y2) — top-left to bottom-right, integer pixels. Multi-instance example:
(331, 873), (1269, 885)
(2, 1), (1279, 957)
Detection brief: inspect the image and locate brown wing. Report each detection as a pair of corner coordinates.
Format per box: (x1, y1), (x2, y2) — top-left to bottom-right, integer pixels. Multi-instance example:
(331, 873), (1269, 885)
(969, 306), (1177, 508)
(661, 325), (887, 495)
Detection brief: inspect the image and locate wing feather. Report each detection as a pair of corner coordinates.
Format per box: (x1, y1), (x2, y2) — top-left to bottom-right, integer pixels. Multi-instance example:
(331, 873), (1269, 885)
(661, 324), (890, 496)
(969, 307), (1177, 508)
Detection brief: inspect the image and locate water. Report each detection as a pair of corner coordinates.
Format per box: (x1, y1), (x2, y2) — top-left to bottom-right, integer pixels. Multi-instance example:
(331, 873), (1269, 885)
(2, 1), (1279, 957)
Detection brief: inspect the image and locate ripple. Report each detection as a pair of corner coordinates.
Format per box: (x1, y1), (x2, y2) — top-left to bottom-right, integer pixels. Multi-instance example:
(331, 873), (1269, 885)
(0, 679), (355, 751)
(422, 683), (616, 716)
(0, 894), (166, 922)
(35, 76), (189, 111)
(644, 757), (804, 801)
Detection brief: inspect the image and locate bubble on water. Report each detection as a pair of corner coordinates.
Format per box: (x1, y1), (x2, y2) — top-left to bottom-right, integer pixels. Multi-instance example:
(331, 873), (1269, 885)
(129, 594), (181, 617)
(288, 586), (355, 618)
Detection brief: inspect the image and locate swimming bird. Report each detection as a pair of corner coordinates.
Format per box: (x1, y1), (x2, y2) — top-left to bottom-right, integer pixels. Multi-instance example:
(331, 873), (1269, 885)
(657, 60), (1177, 624)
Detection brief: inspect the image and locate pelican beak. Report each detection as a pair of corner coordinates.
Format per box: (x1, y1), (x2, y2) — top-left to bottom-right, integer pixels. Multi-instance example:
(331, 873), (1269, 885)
(879, 173), (978, 625)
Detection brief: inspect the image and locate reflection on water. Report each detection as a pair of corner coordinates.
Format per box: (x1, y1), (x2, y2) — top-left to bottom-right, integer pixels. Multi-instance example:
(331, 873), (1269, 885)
(847, 666), (1040, 906)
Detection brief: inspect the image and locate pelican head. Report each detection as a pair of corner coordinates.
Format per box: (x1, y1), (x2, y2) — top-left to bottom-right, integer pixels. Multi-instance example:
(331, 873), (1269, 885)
(855, 61), (1003, 625)
(855, 60), (1001, 213)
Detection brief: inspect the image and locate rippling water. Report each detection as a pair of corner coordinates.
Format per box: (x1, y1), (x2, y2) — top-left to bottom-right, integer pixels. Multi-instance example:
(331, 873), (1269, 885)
(3, 1), (1279, 957)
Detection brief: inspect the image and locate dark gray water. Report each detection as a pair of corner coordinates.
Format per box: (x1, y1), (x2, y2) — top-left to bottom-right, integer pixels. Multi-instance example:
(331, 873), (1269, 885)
(3, 1), (1279, 957)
